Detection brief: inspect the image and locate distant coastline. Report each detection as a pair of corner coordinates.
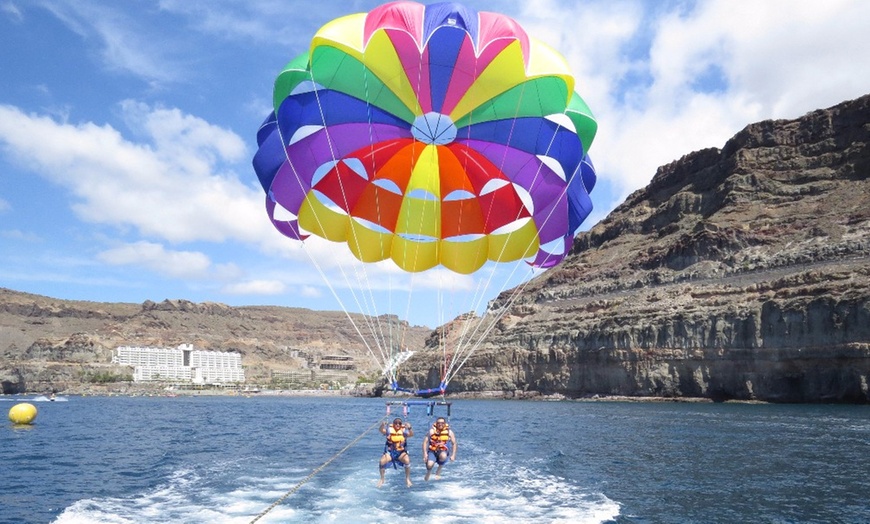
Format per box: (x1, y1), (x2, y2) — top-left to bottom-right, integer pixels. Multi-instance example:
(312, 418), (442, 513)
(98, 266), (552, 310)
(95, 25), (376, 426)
(2, 383), (767, 403)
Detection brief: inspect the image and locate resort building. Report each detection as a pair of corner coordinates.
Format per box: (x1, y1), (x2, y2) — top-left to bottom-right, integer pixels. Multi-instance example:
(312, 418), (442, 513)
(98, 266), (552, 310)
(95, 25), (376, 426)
(319, 355), (355, 371)
(113, 343), (245, 384)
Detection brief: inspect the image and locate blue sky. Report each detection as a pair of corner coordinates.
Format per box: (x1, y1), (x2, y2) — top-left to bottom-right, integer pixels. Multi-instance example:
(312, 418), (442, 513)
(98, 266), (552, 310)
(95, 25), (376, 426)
(2, 0), (869, 329)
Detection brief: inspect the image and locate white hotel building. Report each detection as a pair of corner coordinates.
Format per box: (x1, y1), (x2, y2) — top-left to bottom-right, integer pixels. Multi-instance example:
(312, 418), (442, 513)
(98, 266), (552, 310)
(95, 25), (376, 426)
(113, 343), (245, 384)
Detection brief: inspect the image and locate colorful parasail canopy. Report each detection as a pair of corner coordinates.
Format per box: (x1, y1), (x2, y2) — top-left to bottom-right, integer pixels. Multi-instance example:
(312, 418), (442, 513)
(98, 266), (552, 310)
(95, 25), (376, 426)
(253, 1), (598, 275)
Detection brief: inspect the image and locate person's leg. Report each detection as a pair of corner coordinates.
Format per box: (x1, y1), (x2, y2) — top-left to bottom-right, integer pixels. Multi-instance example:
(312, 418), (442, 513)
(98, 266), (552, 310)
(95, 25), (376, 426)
(435, 451), (448, 480)
(424, 451), (434, 481)
(401, 453), (412, 487)
(377, 454), (389, 487)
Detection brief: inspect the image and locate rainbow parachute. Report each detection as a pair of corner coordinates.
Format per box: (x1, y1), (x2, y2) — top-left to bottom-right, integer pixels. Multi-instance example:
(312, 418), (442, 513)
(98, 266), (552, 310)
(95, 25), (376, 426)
(252, 1), (598, 394)
(253, 1), (597, 274)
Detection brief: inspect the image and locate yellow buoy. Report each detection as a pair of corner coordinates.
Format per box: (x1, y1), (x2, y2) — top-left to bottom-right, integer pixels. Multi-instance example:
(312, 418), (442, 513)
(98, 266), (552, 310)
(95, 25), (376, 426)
(8, 402), (38, 425)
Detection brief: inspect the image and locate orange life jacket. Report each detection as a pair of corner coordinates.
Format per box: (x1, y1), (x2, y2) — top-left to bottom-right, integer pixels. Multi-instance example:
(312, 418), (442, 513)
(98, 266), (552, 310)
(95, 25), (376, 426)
(386, 426), (406, 451)
(428, 422), (451, 452)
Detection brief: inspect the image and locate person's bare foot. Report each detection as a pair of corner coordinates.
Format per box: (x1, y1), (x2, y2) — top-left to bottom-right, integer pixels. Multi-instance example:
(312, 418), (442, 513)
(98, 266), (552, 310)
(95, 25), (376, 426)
(424, 470), (431, 481)
(377, 478), (384, 488)
(406, 478), (413, 488)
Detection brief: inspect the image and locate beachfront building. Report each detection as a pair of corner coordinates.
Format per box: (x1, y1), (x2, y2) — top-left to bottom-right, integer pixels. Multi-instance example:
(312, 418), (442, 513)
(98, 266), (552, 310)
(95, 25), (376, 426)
(113, 343), (245, 384)
(319, 355), (355, 371)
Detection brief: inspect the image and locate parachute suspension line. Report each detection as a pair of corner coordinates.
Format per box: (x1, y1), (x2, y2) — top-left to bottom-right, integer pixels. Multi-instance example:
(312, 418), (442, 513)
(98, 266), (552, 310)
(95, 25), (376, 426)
(445, 166), (576, 381)
(425, 54), (503, 391)
(445, 282), (526, 383)
(442, 270), (546, 386)
(289, 71), (393, 371)
(442, 76), (578, 384)
(437, 81), (532, 376)
(287, 235), (388, 372)
(443, 328), (456, 390)
(446, 94), (577, 382)
(387, 257), (449, 397)
(387, 41), (432, 393)
(429, 39), (493, 390)
(334, 35), (402, 387)
(441, 266), (537, 384)
(248, 415), (388, 524)
(397, 21), (430, 345)
(387, 269), (422, 390)
(270, 91), (385, 369)
(447, 259), (543, 382)
(439, 266), (490, 386)
(437, 275), (449, 387)
(436, 264), (450, 387)
(460, 83), (583, 348)
(355, 56), (400, 379)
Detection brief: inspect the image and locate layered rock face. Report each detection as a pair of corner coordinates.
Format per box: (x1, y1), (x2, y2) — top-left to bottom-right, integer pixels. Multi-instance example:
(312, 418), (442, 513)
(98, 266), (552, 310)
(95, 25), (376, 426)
(406, 94), (870, 402)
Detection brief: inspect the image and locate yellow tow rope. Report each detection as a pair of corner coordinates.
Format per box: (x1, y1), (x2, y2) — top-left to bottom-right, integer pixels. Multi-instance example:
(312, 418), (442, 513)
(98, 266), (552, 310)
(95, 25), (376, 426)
(249, 415), (388, 524)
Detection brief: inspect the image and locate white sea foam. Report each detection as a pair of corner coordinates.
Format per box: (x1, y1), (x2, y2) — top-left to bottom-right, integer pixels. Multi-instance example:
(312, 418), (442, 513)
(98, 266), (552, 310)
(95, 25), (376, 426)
(52, 442), (619, 524)
(28, 395), (69, 402)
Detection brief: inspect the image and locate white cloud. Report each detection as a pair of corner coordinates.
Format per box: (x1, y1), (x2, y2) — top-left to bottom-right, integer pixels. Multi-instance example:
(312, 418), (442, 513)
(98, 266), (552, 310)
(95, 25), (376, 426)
(299, 285), (321, 298)
(2, 1), (22, 22)
(514, 0), (870, 211)
(119, 100), (246, 163)
(1, 229), (41, 242)
(643, 0), (870, 119)
(155, 0), (370, 47)
(223, 279), (287, 295)
(97, 241), (212, 280)
(0, 103), (275, 247)
(36, 1), (181, 84)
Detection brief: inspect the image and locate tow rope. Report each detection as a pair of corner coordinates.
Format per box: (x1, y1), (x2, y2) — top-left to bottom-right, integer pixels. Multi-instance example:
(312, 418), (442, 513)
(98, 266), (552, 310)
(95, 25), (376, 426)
(249, 415), (388, 523)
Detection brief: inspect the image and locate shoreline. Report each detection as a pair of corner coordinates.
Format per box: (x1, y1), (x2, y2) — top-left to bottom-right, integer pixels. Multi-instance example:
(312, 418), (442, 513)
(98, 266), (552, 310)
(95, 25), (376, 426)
(2, 385), (769, 404)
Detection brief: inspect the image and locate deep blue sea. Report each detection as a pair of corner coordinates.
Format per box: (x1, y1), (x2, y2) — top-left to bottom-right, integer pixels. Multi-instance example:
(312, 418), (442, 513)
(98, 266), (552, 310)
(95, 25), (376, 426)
(1, 395), (869, 524)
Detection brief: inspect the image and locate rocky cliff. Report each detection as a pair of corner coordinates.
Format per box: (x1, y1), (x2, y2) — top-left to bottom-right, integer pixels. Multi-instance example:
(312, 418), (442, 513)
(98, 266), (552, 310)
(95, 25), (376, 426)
(402, 94), (870, 402)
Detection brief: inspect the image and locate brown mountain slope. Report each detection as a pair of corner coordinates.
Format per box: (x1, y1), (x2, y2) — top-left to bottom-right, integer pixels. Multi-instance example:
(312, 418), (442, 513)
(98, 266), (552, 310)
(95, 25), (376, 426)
(0, 289), (430, 393)
(401, 94), (870, 402)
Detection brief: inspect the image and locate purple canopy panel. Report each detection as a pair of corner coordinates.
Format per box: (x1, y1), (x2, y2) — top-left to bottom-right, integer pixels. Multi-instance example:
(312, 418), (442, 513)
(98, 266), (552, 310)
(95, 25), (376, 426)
(265, 195), (307, 241)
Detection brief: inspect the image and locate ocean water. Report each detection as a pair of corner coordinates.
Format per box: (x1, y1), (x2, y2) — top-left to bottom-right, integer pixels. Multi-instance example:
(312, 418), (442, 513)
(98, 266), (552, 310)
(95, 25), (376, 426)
(1, 395), (868, 524)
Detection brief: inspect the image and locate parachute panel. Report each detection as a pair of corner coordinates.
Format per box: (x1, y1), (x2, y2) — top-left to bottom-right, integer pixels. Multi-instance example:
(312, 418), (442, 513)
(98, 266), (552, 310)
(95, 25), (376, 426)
(395, 195), (440, 239)
(448, 39), (528, 122)
(441, 237), (488, 274)
(348, 220), (393, 263)
(298, 192), (348, 242)
(392, 236), (438, 272)
(487, 218), (539, 262)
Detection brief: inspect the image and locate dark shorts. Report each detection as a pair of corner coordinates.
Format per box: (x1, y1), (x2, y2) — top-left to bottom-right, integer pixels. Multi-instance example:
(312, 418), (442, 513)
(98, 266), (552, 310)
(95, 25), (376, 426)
(384, 448), (409, 468)
(389, 449), (408, 462)
(427, 446), (450, 465)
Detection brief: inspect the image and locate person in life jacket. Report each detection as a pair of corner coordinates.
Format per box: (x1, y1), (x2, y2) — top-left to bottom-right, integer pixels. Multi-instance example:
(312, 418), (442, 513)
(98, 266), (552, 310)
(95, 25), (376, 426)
(378, 417), (414, 488)
(422, 417), (457, 481)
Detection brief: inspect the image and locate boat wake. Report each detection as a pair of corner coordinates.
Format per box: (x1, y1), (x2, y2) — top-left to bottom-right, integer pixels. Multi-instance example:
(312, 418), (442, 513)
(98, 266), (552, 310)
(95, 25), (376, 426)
(32, 395), (69, 402)
(52, 441), (620, 523)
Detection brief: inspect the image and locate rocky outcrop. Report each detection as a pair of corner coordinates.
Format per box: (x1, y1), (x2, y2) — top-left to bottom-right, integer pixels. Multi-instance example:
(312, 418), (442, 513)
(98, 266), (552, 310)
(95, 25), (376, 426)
(402, 94), (870, 403)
